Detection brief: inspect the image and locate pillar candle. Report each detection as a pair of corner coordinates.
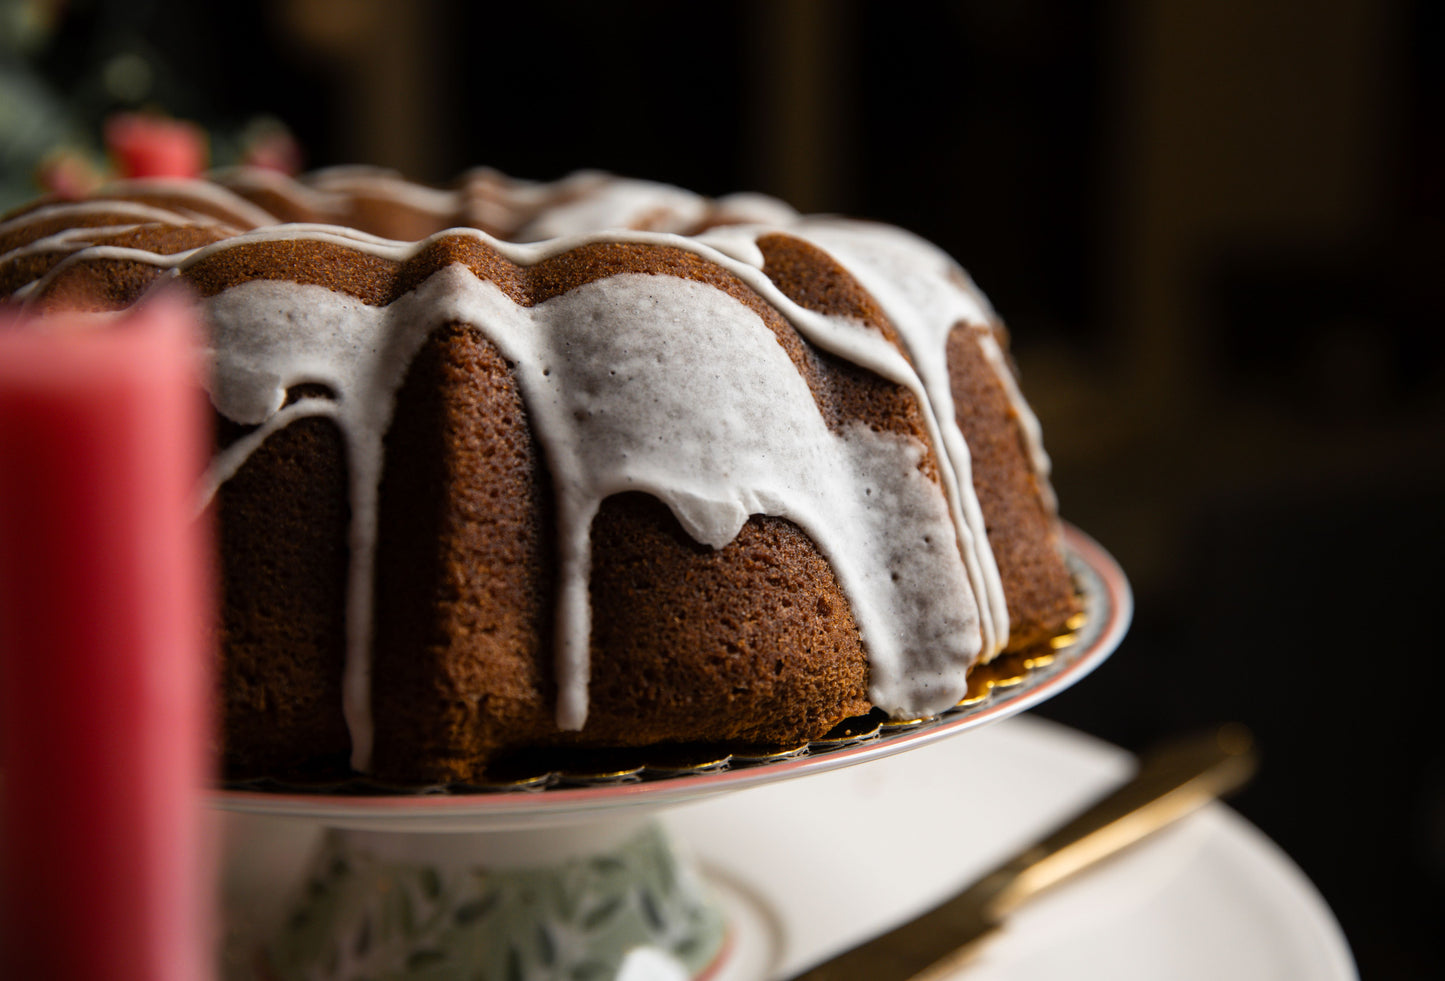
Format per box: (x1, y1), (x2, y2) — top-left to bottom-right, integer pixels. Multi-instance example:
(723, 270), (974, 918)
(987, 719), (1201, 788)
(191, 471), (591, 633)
(0, 296), (214, 981)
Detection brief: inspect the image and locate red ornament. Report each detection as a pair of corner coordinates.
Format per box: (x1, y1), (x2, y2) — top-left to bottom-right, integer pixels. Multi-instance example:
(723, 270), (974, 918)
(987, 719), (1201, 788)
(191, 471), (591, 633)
(104, 112), (209, 179)
(242, 122), (304, 176)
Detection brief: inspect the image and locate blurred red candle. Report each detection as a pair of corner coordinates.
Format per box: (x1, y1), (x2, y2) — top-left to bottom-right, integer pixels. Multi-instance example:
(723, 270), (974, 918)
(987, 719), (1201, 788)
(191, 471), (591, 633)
(0, 297), (214, 981)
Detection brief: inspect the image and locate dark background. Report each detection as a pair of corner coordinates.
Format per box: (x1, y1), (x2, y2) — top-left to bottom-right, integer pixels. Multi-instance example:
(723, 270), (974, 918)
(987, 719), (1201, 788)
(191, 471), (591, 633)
(18, 0), (1445, 975)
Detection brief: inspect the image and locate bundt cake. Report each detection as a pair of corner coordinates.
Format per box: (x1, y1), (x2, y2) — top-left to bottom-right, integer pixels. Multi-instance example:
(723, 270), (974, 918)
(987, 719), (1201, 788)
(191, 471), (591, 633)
(0, 167), (1081, 784)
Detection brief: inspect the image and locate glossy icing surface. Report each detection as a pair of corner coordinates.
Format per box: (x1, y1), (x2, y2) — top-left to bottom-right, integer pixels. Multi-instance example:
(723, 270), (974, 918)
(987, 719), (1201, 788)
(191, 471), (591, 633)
(0, 169), (1055, 773)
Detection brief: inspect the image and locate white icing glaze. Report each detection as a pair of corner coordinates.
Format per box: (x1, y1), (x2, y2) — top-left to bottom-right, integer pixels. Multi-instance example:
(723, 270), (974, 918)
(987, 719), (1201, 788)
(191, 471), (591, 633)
(306, 167), (460, 215)
(513, 179), (710, 241)
(0, 224), (154, 263)
(713, 192), (803, 227)
(93, 177), (280, 229)
(192, 264), (980, 768)
(210, 165), (351, 216)
(0, 217), (234, 273)
(458, 169), (612, 233)
(14, 245), (186, 305)
(791, 219), (1057, 524)
(0, 199), (199, 235)
(780, 220), (1010, 654)
(0, 169), (1061, 774)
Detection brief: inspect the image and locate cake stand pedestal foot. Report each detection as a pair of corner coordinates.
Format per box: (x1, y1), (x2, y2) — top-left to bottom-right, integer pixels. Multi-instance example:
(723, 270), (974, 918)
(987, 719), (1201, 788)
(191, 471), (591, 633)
(260, 816), (727, 981)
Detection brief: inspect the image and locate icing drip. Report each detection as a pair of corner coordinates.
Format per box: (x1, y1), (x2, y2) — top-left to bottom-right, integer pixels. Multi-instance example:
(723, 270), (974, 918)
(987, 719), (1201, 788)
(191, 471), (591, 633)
(1, 224), (165, 263)
(0, 169), (1064, 774)
(94, 177), (281, 229)
(196, 268), (980, 766)
(514, 180), (710, 240)
(495, 275), (979, 726)
(305, 167), (460, 214)
(0, 200), (208, 238)
(201, 278), (453, 770)
(798, 221), (1055, 509)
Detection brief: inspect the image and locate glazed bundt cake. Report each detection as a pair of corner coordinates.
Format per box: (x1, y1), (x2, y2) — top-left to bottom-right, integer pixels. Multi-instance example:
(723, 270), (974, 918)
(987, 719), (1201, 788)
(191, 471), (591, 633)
(0, 167), (1081, 784)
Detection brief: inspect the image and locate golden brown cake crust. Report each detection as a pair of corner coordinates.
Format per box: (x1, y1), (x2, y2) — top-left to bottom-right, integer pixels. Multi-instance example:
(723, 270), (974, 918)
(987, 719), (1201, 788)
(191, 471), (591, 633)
(361, 235), (948, 781)
(758, 233), (941, 481)
(212, 414), (352, 777)
(946, 324), (1081, 649)
(763, 232), (1080, 655)
(7, 224), (229, 309)
(369, 323), (558, 783)
(364, 309), (894, 783)
(578, 495), (873, 749)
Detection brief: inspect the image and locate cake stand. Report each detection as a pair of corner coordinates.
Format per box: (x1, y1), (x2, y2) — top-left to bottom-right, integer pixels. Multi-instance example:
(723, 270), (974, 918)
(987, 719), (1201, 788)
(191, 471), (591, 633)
(216, 526), (1130, 981)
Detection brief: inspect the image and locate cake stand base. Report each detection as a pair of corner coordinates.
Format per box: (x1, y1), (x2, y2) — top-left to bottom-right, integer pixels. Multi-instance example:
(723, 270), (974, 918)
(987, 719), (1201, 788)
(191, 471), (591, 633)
(246, 816), (729, 981)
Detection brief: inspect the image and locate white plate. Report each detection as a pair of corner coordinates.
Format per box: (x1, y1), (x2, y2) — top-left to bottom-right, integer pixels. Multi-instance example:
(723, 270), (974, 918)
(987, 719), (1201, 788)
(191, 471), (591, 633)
(666, 715), (1357, 981)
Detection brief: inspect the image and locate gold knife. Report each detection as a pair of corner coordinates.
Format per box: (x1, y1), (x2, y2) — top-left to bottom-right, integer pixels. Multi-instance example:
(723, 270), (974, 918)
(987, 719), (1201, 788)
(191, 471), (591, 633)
(786, 725), (1258, 981)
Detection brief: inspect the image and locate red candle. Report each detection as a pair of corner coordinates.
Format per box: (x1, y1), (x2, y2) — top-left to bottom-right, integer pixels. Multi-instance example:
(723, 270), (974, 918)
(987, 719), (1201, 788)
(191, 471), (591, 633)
(0, 296), (214, 981)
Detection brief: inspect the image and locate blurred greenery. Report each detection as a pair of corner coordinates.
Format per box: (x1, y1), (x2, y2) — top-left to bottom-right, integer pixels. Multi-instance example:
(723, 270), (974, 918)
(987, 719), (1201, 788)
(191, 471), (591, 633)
(0, 0), (291, 211)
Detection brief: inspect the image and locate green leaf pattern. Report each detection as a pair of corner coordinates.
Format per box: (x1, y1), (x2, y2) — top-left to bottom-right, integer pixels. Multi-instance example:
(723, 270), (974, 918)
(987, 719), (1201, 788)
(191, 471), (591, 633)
(267, 824), (724, 981)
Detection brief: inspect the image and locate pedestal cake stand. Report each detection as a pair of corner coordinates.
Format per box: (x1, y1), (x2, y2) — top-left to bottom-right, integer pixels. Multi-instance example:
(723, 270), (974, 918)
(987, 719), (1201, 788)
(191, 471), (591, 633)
(216, 526), (1130, 981)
